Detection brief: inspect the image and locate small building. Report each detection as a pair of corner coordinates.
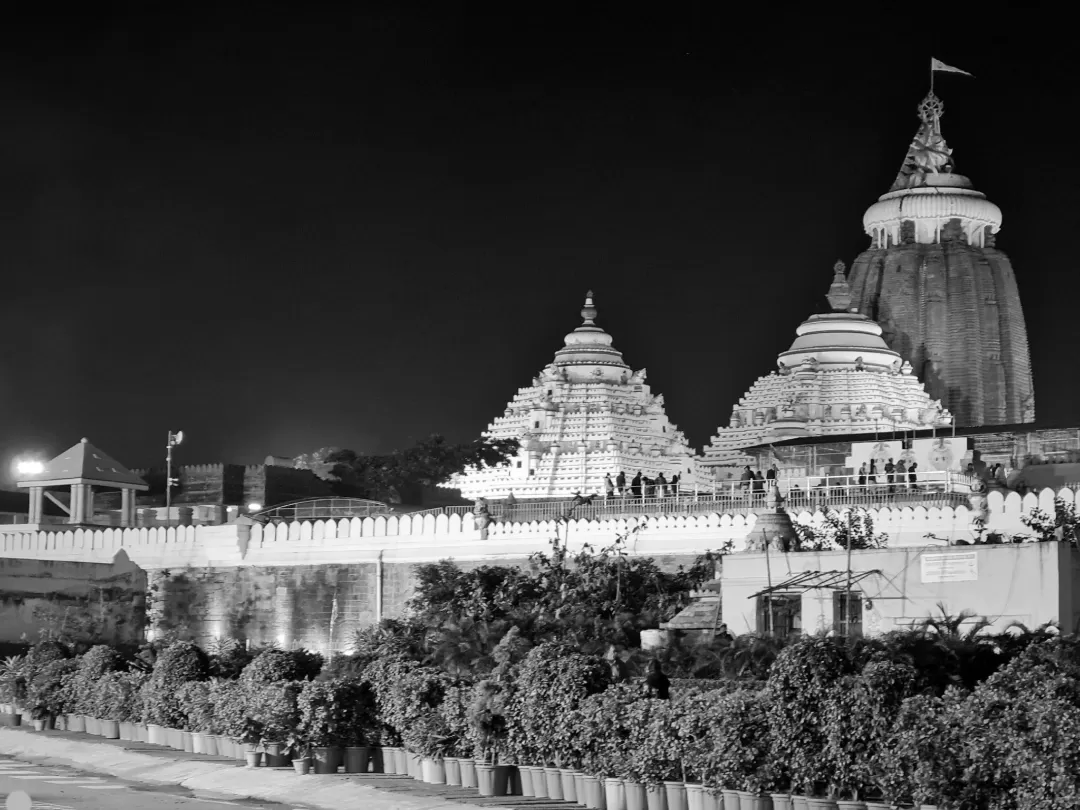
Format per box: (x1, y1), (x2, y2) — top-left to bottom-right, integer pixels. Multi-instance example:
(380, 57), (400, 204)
(717, 542), (1080, 638)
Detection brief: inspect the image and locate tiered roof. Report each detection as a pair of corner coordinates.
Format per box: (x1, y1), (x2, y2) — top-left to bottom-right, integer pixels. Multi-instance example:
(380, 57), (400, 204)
(703, 264), (953, 471)
(454, 292), (703, 500)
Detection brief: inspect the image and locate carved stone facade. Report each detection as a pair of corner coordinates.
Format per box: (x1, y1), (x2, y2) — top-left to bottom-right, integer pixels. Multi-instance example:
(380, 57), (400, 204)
(703, 265), (952, 473)
(847, 93), (1035, 427)
(453, 292), (703, 499)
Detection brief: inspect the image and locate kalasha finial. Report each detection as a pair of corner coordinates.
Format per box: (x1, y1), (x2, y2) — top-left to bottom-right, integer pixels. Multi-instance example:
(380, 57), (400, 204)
(826, 260), (852, 312)
(581, 290), (598, 324)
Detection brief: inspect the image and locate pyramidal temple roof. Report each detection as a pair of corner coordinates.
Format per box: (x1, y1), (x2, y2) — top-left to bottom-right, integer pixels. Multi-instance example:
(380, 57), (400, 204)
(702, 263), (953, 469)
(452, 292), (703, 500)
(21, 438), (148, 489)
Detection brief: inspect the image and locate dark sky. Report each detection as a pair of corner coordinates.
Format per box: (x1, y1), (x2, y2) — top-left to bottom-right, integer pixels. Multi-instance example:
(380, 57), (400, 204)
(1, 8), (1076, 483)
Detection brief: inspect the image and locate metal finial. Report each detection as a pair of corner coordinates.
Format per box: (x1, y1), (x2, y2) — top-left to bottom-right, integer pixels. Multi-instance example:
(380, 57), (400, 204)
(581, 291), (598, 324)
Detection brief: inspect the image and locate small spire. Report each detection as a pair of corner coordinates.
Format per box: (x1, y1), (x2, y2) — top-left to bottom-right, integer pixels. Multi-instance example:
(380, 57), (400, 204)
(826, 261), (852, 312)
(891, 92), (955, 191)
(581, 290), (598, 324)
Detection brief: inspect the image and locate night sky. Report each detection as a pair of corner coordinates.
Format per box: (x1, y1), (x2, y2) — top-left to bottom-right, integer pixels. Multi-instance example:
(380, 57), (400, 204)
(2, 8), (1077, 484)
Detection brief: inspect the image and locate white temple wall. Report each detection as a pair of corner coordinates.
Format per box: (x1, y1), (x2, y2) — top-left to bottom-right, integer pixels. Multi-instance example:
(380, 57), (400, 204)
(0, 486), (1067, 571)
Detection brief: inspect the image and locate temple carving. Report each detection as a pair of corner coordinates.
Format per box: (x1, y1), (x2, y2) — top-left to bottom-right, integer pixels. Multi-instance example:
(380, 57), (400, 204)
(453, 292), (703, 500)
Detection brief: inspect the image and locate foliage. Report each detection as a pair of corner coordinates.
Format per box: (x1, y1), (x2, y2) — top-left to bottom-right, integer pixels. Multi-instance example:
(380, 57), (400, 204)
(707, 689), (773, 792)
(71, 645), (124, 715)
(438, 684), (474, 758)
(1020, 497), (1080, 544)
(505, 643), (610, 768)
(178, 681), (213, 732)
(207, 638), (255, 679)
(402, 709), (455, 758)
(363, 656), (448, 747)
(247, 681), (301, 743)
(467, 679), (511, 765)
(764, 636), (857, 794)
(27, 659), (78, 718)
(144, 641), (209, 727)
(116, 671), (148, 724)
(209, 679), (249, 739)
(794, 508), (888, 551)
(326, 434), (520, 502)
(241, 648), (322, 684)
(0, 655), (25, 705)
(297, 679), (349, 747)
(574, 682), (645, 779)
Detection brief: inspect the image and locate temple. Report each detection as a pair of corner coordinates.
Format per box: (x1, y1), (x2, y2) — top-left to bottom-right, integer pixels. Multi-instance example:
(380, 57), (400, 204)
(453, 292), (703, 499)
(846, 92), (1035, 426)
(702, 263), (953, 473)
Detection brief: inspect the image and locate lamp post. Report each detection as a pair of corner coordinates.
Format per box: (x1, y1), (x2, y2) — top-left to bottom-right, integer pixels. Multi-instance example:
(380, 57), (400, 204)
(166, 430), (184, 521)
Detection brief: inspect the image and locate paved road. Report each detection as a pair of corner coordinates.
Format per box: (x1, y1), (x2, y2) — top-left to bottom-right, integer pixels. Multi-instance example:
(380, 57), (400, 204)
(1, 756), (306, 810)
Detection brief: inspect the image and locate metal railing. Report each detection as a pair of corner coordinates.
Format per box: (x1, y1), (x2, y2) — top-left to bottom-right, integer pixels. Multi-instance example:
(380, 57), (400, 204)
(417, 471), (974, 524)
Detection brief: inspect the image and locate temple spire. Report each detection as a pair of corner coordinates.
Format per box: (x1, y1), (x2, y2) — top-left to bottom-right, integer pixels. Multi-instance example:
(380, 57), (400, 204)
(826, 260), (852, 312)
(891, 92), (955, 191)
(581, 290), (597, 325)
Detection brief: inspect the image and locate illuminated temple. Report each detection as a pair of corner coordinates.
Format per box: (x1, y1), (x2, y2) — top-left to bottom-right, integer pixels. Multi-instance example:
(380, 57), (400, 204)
(846, 92), (1035, 426)
(702, 264), (954, 473)
(453, 292), (702, 500)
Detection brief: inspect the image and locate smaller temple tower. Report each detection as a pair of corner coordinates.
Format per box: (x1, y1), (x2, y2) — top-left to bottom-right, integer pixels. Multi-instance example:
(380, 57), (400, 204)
(702, 263), (954, 474)
(453, 292), (703, 500)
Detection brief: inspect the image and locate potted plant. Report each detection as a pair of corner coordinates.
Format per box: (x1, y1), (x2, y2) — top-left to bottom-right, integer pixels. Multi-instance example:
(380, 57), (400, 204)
(210, 679), (247, 757)
(297, 680), (348, 774)
(27, 659), (78, 731)
(403, 709), (454, 784)
(0, 655), (24, 723)
(287, 730), (312, 775)
(178, 681), (214, 753)
(93, 672), (128, 739)
(119, 671), (149, 742)
(339, 678), (376, 774)
(240, 717), (265, 768)
(252, 681), (301, 767)
(467, 679), (512, 796)
(439, 684), (474, 787)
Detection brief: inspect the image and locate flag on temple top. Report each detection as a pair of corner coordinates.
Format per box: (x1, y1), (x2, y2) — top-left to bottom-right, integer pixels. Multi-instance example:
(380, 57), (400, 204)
(931, 58), (974, 77)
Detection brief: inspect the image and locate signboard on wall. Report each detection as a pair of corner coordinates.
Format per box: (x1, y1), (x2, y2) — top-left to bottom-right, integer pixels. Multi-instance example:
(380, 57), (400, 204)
(921, 552), (979, 583)
(848, 437), (969, 474)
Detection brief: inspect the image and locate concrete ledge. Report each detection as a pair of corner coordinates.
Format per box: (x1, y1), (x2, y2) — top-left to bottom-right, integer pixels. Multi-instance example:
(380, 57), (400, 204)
(0, 727), (497, 810)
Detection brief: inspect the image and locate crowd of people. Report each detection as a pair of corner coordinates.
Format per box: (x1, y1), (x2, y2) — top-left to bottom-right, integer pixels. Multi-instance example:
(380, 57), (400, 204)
(602, 470), (682, 499)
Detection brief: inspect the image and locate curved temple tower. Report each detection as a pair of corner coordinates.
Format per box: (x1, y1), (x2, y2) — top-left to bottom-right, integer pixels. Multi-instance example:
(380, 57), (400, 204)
(847, 92), (1035, 426)
(453, 292), (703, 500)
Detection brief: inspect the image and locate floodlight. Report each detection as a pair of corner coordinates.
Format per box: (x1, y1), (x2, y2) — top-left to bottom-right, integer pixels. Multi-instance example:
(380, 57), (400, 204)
(247, 502), (263, 512)
(15, 459), (45, 476)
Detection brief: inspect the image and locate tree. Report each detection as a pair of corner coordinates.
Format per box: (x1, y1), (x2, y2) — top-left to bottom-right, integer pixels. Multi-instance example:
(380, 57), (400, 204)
(324, 435), (519, 502)
(1019, 497), (1080, 544)
(794, 508), (888, 551)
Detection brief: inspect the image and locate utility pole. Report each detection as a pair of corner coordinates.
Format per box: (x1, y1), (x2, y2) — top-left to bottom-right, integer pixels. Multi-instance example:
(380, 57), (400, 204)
(166, 430), (184, 524)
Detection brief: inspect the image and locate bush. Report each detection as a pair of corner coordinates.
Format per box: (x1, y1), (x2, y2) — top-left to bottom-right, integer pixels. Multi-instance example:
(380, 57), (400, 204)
(247, 681), (301, 743)
(73, 645), (124, 715)
(575, 682), (644, 779)
(207, 639), (254, 679)
(439, 684), (474, 758)
(28, 659), (78, 719)
(209, 679), (248, 740)
(297, 679), (362, 748)
(144, 641), (209, 727)
(241, 648), (321, 683)
(364, 656), (448, 747)
(178, 681), (213, 733)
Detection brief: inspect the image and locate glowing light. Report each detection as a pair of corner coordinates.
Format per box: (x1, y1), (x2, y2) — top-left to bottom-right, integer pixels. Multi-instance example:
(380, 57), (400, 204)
(212, 625), (222, 640)
(14, 459), (45, 476)
(146, 627), (156, 642)
(276, 633), (286, 646)
(247, 502), (262, 512)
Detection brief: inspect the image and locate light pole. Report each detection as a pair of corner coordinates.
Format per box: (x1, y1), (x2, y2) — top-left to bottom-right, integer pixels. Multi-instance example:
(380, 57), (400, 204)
(166, 430), (184, 520)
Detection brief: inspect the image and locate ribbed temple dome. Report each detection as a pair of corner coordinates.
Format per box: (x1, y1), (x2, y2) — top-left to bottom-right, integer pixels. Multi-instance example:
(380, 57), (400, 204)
(553, 291), (631, 373)
(779, 312), (901, 372)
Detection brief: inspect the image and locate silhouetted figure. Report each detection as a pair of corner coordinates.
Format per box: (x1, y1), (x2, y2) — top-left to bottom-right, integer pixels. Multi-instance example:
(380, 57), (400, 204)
(616, 470), (627, 496)
(645, 659), (670, 700)
(631, 471), (643, 498)
(670, 473), (680, 496)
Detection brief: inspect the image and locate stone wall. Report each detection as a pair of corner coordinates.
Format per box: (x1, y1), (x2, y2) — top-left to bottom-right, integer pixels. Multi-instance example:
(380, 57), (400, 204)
(0, 550), (146, 646)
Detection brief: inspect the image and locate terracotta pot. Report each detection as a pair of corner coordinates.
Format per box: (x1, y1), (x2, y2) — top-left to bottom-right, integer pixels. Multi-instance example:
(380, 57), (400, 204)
(313, 746), (337, 774)
(580, 775), (605, 810)
(118, 721), (133, 741)
(740, 791), (774, 810)
(86, 716), (100, 735)
(685, 783), (705, 810)
(344, 746), (370, 774)
(202, 734), (218, 756)
(20, 711), (32, 727)
(54, 715), (66, 731)
(665, 782), (689, 810)
(646, 783), (668, 810)
(835, 802), (865, 810)
(701, 789), (722, 810)
(770, 795), (793, 810)
(293, 757), (311, 775)
(393, 747), (409, 775)
(863, 803), (890, 810)
(147, 723), (166, 745)
(33, 718), (46, 732)
(605, 777), (626, 810)
(561, 769), (579, 803)
(407, 751), (422, 780)
(101, 719), (120, 740)
(181, 731), (194, 752)
(0, 713), (16, 728)
(807, 800), (838, 810)
(444, 756), (462, 786)
(517, 764), (535, 796)
(67, 714), (85, 733)
(545, 767), (564, 800)
(136, 724), (148, 743)
(245, 751), (261, 768)
(624, 781), (647, 810)
(168, 727), (184, 749)
(422, 757), (446, 784)
(458, 757), (477, 789)
(791, 795), (809, 810)
(476, 763), (512, 796)
(722, 790), (742, 810)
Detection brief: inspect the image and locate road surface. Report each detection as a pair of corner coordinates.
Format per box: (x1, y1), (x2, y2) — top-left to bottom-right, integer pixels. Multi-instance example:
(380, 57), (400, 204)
(1, 756), (306, 810)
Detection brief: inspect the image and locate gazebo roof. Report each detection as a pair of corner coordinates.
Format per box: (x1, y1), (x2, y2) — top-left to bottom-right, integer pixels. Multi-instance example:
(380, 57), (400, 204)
(16, 438), (148, 490)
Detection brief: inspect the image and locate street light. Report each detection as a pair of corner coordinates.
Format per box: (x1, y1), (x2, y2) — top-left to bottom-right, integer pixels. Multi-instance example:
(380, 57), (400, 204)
(166, 430), (184, 516)
(14, 459), (45, 477)
(247, 502), (263, 513)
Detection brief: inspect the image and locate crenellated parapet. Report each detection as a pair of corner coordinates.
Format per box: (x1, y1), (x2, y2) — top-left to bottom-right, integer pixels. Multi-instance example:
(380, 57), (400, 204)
(3, 485), (1076, 569)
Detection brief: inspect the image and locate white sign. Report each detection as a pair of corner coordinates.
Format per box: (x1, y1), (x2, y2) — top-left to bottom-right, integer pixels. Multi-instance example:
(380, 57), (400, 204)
(921, 552), (979, 583)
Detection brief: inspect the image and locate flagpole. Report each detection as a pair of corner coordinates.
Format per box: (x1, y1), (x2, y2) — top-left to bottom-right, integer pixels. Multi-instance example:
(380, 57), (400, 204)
(930, 57), (934, 95)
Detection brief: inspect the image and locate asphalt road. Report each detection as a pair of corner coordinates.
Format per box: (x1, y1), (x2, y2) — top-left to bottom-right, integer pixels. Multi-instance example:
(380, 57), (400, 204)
(0, 756), (305, 810)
